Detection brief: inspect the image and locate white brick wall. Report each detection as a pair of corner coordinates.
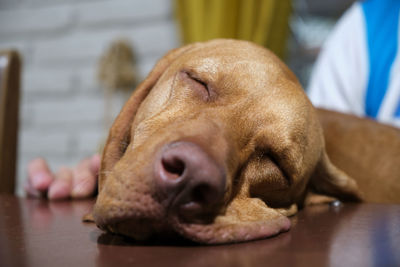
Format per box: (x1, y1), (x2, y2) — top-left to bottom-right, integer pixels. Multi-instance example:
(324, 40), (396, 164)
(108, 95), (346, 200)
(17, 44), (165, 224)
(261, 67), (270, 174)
(0, 0), (179, 195)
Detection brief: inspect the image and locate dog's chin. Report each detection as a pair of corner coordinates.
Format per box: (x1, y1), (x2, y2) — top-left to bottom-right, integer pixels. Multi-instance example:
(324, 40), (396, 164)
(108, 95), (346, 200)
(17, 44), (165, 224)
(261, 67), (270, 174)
(100, 212), (291, 245)
(104, 217), (168, 241)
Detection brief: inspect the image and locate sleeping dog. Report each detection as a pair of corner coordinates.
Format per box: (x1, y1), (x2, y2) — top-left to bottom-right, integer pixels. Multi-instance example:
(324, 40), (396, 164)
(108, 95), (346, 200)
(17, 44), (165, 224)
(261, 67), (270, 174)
(92, 39), (400, 244)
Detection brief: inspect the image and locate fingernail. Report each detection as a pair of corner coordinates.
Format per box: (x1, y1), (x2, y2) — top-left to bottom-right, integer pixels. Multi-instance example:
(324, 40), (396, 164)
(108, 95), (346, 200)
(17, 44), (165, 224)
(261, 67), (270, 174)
(31, 172), (52, 190)
(90, 154), (101, 174)
(71, 180), (90, 198)
(48, 183), (70, 200)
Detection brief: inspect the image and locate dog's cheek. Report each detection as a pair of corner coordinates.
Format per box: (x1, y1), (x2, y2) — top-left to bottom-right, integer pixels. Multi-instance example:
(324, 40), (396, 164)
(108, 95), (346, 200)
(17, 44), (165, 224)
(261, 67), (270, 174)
(241, 158), (293, 207)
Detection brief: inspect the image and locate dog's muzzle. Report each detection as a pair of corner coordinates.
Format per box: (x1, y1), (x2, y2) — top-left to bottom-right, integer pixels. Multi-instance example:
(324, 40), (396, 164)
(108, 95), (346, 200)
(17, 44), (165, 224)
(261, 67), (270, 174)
(154, 141), (226, 224)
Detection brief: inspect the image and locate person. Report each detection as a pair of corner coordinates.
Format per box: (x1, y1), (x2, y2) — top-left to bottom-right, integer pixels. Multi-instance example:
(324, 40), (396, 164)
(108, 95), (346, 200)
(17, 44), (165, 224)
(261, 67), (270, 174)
(308, 0), (400, 128)
(25, 0), (400, 199)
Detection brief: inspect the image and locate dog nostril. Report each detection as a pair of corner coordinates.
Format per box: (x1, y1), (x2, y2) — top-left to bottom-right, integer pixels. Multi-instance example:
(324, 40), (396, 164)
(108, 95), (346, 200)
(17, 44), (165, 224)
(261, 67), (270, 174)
(161, 156), (185, 179)
(156, 141), (226, 223)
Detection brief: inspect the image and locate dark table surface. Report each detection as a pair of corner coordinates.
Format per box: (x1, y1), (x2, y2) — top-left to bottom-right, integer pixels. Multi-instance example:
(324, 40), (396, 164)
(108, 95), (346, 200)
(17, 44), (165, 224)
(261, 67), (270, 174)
(0, 194), (399, 267)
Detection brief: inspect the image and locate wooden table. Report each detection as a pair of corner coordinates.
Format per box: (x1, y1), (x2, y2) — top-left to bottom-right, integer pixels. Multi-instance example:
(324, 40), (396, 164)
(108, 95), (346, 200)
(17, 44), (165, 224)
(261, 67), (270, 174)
(0, 194), (399, 267)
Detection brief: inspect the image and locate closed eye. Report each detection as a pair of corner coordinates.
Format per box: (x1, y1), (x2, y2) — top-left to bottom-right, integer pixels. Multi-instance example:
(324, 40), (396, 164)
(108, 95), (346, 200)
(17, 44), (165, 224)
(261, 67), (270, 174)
(180, 70), (210, 100)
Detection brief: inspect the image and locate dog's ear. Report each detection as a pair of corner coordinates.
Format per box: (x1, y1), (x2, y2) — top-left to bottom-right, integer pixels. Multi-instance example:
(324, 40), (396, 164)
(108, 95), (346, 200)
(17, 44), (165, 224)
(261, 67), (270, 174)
(99, 44), (196, 192)
(306, 150), (363, 205)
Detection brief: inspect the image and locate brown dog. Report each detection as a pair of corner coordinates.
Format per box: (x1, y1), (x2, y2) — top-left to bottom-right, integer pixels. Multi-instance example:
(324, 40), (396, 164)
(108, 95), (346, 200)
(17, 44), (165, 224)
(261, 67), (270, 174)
(92, 39), (397, 244)
(318, 109), (400, 203)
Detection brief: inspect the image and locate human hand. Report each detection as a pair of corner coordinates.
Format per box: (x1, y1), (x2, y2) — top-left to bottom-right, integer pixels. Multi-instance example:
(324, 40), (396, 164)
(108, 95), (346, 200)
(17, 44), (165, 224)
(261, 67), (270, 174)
(24, 154), (100, 200)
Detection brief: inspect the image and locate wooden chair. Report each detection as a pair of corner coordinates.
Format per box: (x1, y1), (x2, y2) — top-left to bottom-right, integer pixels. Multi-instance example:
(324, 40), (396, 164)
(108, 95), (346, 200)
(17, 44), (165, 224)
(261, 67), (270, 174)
(0, 50), (21, 194)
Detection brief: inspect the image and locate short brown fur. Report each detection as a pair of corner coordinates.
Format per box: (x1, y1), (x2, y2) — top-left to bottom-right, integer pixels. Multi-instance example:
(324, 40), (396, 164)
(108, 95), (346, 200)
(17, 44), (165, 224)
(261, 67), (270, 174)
(93, 39), (397, 244)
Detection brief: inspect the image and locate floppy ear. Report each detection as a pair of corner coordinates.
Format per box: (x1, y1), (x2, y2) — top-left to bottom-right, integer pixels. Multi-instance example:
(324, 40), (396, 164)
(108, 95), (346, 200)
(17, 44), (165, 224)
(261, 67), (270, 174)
(305, 150), (363, 205)
(98, 44), (197, 192)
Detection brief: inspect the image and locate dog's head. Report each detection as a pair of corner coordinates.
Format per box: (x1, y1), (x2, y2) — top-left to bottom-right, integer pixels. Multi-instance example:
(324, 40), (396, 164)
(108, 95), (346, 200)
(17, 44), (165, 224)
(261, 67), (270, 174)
(93, 39), (361, 244)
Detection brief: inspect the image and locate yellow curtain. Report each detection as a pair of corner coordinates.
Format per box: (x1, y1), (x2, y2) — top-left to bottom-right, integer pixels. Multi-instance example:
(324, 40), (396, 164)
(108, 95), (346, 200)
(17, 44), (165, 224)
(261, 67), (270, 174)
(175, 0), (292, 59)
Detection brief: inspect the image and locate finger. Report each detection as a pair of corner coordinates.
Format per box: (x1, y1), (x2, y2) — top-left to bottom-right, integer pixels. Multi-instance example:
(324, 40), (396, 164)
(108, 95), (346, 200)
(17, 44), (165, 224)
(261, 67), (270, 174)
(24, 179), (41, 198)
(89, 154), (101, 176)
(48, 167), (73, 200)
(27, 158), (54, 194)
(71, 159), (97, 199)
(71, 169), (96, 199)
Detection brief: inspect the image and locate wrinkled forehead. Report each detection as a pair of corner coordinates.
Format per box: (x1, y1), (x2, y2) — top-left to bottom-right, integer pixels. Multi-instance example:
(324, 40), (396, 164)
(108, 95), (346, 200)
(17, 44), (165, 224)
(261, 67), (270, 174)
(174, 41), (297, 87)
(187, 41), (311, 118)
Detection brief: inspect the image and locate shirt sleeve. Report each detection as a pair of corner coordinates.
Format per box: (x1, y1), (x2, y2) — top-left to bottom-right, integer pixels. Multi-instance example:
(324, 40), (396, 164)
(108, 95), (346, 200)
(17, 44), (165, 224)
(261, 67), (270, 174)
(307, 2), (368, 117)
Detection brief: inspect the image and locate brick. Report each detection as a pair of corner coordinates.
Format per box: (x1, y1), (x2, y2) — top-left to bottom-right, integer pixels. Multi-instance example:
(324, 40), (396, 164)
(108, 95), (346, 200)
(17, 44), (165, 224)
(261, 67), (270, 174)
(75, 129), (105, 155)
(33, 21), (178, 66)
(129, 22), (179, 57)
(29, 95), (104, 127)
(0, 42), (36, 68)
(0, 41), (30, 61)
(0, 41), (27, 51)
(75, 54), (165, 92)
(77, 0), (171, 27)
(22, 67), (74, 96)
(0, 0), (24, 10)
(9, 0), (180, 195)
(19, 101), (35, 129)
(107, 91), (130, 118)
(19, 129), (72, 155)
(24, 0), (87, 8)
(137, 54), (166, 79)
(74, 64), (101, 93)
(0, 5), (74, 37)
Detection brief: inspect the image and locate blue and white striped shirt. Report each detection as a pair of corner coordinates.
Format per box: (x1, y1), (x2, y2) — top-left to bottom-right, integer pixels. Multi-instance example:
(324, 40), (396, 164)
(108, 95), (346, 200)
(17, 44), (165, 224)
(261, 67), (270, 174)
(308, 0), (400, 128)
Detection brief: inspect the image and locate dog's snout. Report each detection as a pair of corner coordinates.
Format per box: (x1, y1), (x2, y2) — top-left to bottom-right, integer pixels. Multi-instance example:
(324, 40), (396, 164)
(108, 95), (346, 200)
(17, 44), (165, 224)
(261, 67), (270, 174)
(156, 141), (226, 223)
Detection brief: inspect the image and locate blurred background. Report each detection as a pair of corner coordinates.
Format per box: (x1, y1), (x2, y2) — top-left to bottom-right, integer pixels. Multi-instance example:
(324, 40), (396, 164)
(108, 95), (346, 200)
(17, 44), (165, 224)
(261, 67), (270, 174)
(0, 0), (355, 195)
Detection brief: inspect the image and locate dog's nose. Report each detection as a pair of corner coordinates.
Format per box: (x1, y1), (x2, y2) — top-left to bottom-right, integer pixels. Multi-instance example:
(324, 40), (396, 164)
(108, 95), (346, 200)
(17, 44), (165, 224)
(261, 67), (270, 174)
(155, 141), (226, 223)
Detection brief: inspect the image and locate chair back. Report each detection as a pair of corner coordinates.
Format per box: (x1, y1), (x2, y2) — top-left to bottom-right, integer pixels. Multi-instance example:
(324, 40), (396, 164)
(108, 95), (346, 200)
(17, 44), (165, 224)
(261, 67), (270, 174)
(0, 50), (21, 194)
